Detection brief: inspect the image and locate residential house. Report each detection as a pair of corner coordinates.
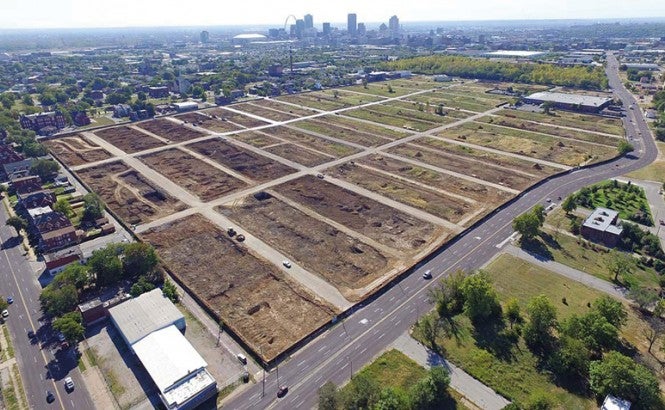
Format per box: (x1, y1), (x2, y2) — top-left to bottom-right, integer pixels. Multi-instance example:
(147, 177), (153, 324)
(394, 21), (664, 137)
(148, 86), (169, 99)
(31, 210), (79, 252)
(43, 246), (83, 275)
(19, 111), (67, 134)
(18, 190), (56, 210)
(581, 207), (624, 247)
(71, 111), (91, 127)
(11, 175), (41, 194)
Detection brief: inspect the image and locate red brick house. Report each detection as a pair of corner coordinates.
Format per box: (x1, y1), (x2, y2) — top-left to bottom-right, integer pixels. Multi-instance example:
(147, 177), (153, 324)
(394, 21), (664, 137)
(12, 175), (42, 195)
(31, 211), (79, 252)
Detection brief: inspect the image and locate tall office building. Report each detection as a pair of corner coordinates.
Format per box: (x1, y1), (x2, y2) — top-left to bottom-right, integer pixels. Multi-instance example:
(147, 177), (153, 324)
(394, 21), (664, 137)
(200, 30), (209, 43)
(347, 13), (357, 35)
(389, 15), (399, 37)
(357, 22), (366, 36)
(304, 14), (313, 29)
(295, 19), (305, 39)
(322, 22), (331, 36)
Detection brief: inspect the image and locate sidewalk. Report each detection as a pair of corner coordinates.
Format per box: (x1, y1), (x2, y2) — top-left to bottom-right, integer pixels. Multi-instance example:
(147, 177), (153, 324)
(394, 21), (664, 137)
(502, 244), (629, 302)
(392, 332), (510, 410)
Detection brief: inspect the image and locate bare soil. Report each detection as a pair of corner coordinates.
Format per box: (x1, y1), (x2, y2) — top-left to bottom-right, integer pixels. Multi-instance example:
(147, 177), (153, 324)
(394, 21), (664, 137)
(323, 115), (410, 140)
(274, 175), (444, 253)
(261, 127), (360, 158)
(294, 119), (392, 147)
(43, 134), (113, 167)
(263, 143), (332, 167)
(76, 161), (188, 225)
(218, 194), (394, 297)
(230, 131), (282, 147)
(94, 126), (166, 153)
(207, 108), (270, 128)
(176, 111), (243, 133)
(140, 213), (336, 362)
(231, 103), (298, 122)
(139, 148), (248, 201)
(251, 99), (319, 117)
(187, 139), (296, 182)
(135, 118), (207, 142)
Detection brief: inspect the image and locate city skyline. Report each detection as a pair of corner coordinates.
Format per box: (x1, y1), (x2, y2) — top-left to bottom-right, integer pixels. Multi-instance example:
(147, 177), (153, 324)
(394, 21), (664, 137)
(1, 0), (665, 30)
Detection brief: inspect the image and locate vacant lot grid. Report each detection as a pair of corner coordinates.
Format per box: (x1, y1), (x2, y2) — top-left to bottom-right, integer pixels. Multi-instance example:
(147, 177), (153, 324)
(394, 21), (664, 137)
(187, 139), (296, 182)
(135, 118), (207, 142)
(76, 161), (187, 225)
(140, 213), (336, 362)
(383, 100), (473, 120)
(496, 109), (624, 135)
(366, 102), (458, 125)
(43, 135), (113, 167)
(207, 107), (271, 128)
(94, 126), (166, 153)
(308, 89), (386, 106)
(275, 175), (444, 253)
(175, 111), (243, 133)
(263, 126), (361, 158)
(343, 82), (418, 97)
(250, 99), (319, 117)
(218, 195), (394, 295)
(359, 154), (514, 206)
(264, 143), (333, 167)
(344, 107), (438, 132)
(230, 130), (282, 148)
(275, 93), (347, 111)
(322, 114), (410, 140)
(437, 122), (616, 166)
(230, 102), (298, 122)
(139, 148), (248, 201)
(293, 119), (392, 147)
(388, 144), (538, 191)
(408, 92), (504, 112)
(329, 162), (474, 224)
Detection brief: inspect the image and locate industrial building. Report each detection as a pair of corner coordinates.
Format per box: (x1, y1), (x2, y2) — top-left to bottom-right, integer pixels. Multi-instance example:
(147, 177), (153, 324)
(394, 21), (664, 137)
(108, 289), (217, 410)
(523, 91), (613, 113)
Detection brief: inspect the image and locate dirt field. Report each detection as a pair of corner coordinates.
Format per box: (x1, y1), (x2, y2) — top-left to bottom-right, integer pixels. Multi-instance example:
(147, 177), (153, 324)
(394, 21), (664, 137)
(323, 115), (410, 140)
(218, 194), (394, 298)
(231, 102), (298, 122)
(44, 134), (113, 167)
(187, 139), (296, 182)
(250, 99), (319, 117)
(263, 143), (333, 167)
(94, 126), (166, 153)
(230, 131), (282, 147)
(495, 109), (624, 135)
(207, 107), (271, 128)
(257, 126), (360, 158)
(77, 161), (187, 225)
(275, 175), (445, 253)
(140, 214), (336, 362)
(139, 148), (248, 201)
(294, 119), (392, 147)
(135, 118), (208, 142)
(175, 111), (243, 133)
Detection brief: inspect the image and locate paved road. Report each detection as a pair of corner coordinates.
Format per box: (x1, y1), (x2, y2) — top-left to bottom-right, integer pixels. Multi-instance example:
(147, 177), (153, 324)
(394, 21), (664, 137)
(221, 52), (657, 409)
(0, 204), (94, 410)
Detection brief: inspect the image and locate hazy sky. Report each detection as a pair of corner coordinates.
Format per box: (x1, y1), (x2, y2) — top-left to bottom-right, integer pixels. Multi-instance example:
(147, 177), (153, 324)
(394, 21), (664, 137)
(1, 0), (664, 29)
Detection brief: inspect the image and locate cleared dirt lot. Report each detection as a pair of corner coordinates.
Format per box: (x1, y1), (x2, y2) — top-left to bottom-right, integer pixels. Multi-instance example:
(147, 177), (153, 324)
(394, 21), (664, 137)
(139, 148), (248, 201)
(250, 99), (319, 117)
(77, 161), (187, 225)
(230, 131), (282, 147)
(175, 111), (243, 133)
(44, 134), (113, 167)
(263, 143), (333, 167)
(274, 175), (445, 253)
(494, 108), (624, 135)
(218, 194), (394, 299)
(207, 107), (271, 128)
(135, 118), (208, 142)
(294, 119), (392, 147)
(261, 126), (360, 158)
(140, 214), (336, 362)
(94, 126), (166, 153)
(231, 102), (299, 122)
(187, 139), (296, 182)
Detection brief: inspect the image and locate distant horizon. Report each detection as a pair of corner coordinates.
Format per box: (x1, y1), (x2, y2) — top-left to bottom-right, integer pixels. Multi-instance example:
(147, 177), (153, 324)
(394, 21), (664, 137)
(1, 0), (665, 30)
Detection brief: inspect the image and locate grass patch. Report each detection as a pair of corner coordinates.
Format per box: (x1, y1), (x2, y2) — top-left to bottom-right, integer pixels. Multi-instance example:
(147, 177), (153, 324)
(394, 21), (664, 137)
(2, 325), (14, 359)
(1, 374), (18, 410)
(105, 367), (126, 398)
(85, 347), (98, 367)
(575, 180), (653, 225)
(11, 363), (26, 409)
(626, 142), (665, 183)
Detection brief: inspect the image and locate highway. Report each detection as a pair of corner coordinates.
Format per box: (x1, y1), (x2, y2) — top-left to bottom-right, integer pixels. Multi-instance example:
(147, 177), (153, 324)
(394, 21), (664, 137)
(222, 52), (658, 409)
(0, 205), (94, 409)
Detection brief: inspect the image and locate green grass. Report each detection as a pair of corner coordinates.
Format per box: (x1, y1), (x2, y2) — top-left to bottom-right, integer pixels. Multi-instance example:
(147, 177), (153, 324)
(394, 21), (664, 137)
(85, 347), (98, 367)
(1, 375), (18, 410)
(577, 180), (653, 225)
(2, 325), (14, 359)
(11, 363), (26, 409)
(626, 142), (665, 183)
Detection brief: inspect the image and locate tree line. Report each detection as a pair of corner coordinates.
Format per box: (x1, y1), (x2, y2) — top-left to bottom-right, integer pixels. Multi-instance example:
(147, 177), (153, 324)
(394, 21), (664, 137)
(381, 55), (609, 90)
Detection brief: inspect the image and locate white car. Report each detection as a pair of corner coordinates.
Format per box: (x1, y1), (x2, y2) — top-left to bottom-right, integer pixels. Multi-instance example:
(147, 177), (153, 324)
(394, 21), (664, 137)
(64, 377), (74, 391)
(282, 260), (292, 269)
(1, 309), (8, 318)
(422, 270), (432, 279)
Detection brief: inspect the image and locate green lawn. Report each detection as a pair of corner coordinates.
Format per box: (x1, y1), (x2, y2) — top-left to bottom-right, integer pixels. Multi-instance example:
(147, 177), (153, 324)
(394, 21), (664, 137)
(626, 142), (665, 183)
(576, 180), (653, 226)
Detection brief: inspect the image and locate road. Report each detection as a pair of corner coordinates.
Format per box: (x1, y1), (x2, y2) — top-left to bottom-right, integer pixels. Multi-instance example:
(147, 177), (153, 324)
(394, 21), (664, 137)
(222, 52), (657, 409)
(0, 205), (94, 410)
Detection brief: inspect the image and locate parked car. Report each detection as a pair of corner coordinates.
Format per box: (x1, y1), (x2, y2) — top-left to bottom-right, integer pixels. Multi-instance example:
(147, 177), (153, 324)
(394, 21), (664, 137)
(27, 330), (35, 339)
(282, 260), (292, 269)
(57, 332), (66, 342)
(1, 310), (8, 318)
(277, 385), (289, 398)
(46, 391), (55, 403)
(6, 297), (13, 304)
(64, 377), (75, 392)
(237, 353), (247, 364)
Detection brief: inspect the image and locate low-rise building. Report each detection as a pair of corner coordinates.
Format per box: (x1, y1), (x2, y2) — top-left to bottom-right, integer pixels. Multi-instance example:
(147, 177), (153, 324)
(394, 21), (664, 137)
(19, 111), (67, 133)
(581, 207), (624, 247)
(30, 210), (79, 252)
(4, 159), (35, 181)
(172, 102), (198, 113)
(601, 395), (631, 410)
(148, 86), (170, 99)
(522, 91), (613, 113)
(11, 175), (41, 194)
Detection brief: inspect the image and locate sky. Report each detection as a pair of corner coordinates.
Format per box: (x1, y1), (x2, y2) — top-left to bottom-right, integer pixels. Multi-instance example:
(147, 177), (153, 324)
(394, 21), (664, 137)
(1, 0), (664, 29)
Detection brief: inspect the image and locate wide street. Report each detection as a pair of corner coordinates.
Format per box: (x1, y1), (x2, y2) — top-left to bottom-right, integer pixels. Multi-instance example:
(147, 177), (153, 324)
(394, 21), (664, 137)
(222, 52), (658, 409)
(0, 204), (94, 409)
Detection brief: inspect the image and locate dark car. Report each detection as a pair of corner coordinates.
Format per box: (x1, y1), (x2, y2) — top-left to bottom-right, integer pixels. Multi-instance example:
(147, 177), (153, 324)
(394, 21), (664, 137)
(27, 330), (35, 339)
(46, 390), (55, 403)
(277, 385), (289, 398)
(7, 297), (13, 304)
(422, 270), (432, 280)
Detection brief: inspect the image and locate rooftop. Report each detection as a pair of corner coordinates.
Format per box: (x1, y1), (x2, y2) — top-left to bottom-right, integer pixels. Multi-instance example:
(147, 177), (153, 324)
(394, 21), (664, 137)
(582, 207), (620, 232)
(486, 50), (546, 57)
(108, 288), (184, 345)
(601, 395), (631, 410)
(526, 91), (612, 108)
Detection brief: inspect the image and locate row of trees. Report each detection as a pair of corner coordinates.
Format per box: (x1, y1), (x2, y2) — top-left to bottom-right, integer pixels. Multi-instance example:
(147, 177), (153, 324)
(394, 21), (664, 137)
(382, 55), (609, 90)
(318, 366), (451, 410)
(424, 271), (662, 408)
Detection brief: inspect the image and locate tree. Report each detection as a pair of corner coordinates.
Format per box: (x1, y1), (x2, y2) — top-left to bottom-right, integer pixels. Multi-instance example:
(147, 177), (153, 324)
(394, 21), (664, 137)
(561, 195), (577, 215)
(0, 298), (8, 313)
(618, 140), (635, 156)
(53, 198), (73, 217)
(82, 193), (104, 222)
(53, 311), (84, 343)
(122, 242), (159, 279)
(548, 336), (590, 382)
(431, 269), (466, 317)
(408, 366), (450, 410)
(130, 276), (156, 297)
(504, 297), (522, 328)
(461, 272), (501, 322)
(542, 101), (555, 115)
(560, 311), (620, 353)
(341, 372), (380, 409)
(40, 284), (78, 316)
(374, 387), (408, 410)
(318, 382), (339, 410)
(162, 279), (179, 303)
(418, 315), (441, 349)
(29, 158), (59, 181)
(5, 216), (27, 237)
(628, 286), (659, 311)
(21, 94), (33, 106)
(606, 250), (633, 283)
(592, 296), (627, 329)
(54, 263), (89, 291)
(88, 246), (122, 287)
(513, 210), (542, 241)
(589, 351), (661, 408)
(523, 294), (557, 352)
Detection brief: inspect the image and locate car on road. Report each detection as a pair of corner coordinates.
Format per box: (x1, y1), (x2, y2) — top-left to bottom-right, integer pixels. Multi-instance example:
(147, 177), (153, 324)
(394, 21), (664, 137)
(237, 353), (247, 364)
(6, 297), (13, 304)
(1, 310), (8, 318)
(46, 390), (55, 403)
(64, 377), (75, 392)
(27, 330), (35, 339)
(422, 270), (432, 279)
(660, 220), (665, 226)
(277, 385), (289, 398)
(282, 260), (292, 269)
(57, 332), (66, 342)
